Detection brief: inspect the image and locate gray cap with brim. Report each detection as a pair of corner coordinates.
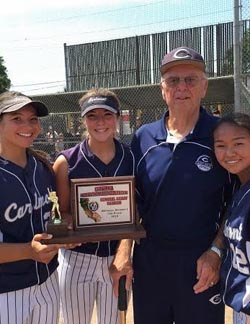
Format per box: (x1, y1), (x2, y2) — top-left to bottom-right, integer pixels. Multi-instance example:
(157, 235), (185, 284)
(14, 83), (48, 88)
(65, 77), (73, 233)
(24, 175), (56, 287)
(0, 96), (48, 117)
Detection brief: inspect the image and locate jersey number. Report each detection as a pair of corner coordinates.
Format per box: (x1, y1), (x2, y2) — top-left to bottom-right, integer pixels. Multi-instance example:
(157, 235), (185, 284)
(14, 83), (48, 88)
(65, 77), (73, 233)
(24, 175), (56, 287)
(230, 243), (250, 275)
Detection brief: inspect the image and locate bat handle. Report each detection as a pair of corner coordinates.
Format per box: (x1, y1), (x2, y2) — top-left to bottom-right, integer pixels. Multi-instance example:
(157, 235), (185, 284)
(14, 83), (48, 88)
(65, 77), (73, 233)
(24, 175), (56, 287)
(118, 275), (127, 311)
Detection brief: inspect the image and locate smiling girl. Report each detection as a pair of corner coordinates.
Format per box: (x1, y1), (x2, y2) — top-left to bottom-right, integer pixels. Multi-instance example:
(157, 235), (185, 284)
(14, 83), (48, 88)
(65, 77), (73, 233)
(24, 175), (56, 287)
(0, 91), (79, 324)
(213, 113), (250, 324)
(53, 88), (135, 324)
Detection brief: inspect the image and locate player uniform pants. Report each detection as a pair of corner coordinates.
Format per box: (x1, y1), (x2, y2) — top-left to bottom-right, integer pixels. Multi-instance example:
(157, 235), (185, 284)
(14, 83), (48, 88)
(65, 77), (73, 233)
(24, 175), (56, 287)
(58, 249), (120, 324)
(0, 270), (59, 324)
(133, 239), (224, 324)
(233, 311), (250, 324)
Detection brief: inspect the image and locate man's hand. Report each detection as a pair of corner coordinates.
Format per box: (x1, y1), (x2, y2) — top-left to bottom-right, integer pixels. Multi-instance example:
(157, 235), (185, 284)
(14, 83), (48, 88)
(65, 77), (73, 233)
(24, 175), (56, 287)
(193, 249), (221, 294)
(109, 239), (133, 297)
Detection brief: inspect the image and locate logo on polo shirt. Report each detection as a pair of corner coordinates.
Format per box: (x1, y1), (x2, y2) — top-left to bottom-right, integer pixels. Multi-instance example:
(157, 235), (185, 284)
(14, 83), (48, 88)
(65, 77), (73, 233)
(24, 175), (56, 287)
(195, 155), (213, 172)
(209, 294), (221, 305)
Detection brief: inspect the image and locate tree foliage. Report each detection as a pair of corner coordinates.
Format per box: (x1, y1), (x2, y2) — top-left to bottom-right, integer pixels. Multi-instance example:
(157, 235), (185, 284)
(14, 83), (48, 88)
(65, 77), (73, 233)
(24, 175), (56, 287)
(0, 56), (11, 93)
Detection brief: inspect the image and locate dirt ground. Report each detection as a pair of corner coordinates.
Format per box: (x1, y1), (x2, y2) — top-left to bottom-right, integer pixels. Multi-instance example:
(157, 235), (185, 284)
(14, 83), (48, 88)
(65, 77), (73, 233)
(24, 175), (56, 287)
(90, 297), (233, 324)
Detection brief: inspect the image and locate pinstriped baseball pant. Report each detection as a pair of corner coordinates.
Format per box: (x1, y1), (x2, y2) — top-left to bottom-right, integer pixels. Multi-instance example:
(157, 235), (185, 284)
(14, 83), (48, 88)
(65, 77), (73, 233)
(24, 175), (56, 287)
(0, 270), (60, 324)
(233, 311), (250, 324)
(58, 249), (120, 324)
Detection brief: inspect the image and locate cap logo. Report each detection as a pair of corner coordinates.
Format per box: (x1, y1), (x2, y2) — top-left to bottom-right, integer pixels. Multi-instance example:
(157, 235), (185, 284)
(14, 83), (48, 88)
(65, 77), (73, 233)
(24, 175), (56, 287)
(81, 95), (120, 117)
(88, 97), (106, 104)
(173, 48), (192, 60)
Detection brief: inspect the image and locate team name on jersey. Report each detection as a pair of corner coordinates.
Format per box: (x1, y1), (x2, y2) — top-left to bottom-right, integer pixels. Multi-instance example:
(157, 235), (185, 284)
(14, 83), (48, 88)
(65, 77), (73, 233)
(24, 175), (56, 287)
(4, 192), (51, 222)
(224, 222), (243, 241)
(225, 221), (250, 275)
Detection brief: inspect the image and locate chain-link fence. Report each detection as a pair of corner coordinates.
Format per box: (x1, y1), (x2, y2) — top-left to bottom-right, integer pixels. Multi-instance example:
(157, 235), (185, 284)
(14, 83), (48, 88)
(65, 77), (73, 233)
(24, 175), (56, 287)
(240, 0), (250, 111)
(30, 1), (250, 161)
(32, 80), (234, 162)
(33, 103), (235, 163)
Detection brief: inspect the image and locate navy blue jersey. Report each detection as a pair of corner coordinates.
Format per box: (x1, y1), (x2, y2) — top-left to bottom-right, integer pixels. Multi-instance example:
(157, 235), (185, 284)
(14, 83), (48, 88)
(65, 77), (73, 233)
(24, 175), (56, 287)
(0, 151), (58, 293)
(61, 138), (135, 257)
(131, 108), (237, 245)
(222, 181), (250, 315)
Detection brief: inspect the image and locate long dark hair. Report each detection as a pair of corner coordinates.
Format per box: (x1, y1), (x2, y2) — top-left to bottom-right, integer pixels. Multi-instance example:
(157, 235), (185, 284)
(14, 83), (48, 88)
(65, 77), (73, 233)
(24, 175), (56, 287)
(28, 148), (54, 174)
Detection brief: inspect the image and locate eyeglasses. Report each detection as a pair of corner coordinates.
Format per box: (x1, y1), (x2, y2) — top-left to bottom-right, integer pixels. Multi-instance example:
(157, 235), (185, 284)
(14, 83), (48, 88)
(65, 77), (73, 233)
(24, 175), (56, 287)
(162, 76), (203, 88)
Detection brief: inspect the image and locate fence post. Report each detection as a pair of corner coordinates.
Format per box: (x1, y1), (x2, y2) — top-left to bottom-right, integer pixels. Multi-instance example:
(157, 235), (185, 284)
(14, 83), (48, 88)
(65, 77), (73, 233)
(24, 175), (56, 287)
(234, 0), (241, 112)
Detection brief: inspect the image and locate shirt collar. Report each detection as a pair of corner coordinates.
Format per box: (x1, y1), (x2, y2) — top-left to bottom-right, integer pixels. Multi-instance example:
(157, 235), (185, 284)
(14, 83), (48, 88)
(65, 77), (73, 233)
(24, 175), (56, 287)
(155, 107), (216, 142)
(82, 137), (121, 157)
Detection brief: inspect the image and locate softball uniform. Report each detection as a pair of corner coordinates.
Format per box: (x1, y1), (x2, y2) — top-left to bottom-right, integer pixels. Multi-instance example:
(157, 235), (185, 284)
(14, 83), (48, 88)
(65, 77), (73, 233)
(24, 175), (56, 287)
(0, 151), (59, 324)
(58, 138), (134, 324)
(222, 181), (250, 323)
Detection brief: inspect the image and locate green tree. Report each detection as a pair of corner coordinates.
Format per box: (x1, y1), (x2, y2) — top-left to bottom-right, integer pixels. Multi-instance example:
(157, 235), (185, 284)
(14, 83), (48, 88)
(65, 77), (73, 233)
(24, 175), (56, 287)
(0, 56), (11, 93)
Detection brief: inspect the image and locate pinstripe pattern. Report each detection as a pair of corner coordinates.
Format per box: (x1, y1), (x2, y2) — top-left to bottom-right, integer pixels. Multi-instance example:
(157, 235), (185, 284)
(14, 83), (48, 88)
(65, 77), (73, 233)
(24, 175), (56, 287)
(58, 249), (120, 324)
(233, 311), (248, 324)
(57, 135), (134, 323)
(0, 270), (60, 324)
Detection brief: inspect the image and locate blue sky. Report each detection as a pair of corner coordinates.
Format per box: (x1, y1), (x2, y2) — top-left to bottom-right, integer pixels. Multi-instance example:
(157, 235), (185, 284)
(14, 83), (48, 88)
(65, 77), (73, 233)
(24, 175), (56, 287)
(0, 0), (235, 95)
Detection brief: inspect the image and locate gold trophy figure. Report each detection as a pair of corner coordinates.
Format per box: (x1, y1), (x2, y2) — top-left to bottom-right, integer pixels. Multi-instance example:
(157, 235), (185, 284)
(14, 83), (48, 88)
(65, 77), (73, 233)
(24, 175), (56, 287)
(47, 189), (68, 237)
(48, 190), (62, 224)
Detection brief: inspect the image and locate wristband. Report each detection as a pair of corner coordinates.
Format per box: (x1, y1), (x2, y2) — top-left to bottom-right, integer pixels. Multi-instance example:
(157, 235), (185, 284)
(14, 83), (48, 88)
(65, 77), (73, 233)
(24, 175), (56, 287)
(209, 246), (224, 259)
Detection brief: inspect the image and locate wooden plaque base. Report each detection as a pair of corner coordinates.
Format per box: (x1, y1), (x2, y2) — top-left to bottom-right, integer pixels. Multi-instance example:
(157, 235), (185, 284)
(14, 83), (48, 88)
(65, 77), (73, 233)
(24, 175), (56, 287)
(42, 223), (146, 244)
(47, 220), (68, 237)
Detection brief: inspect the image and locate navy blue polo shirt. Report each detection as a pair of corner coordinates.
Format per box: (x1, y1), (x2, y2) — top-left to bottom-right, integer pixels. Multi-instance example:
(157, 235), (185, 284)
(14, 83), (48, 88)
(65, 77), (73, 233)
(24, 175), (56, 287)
(131, 108), (236, 245)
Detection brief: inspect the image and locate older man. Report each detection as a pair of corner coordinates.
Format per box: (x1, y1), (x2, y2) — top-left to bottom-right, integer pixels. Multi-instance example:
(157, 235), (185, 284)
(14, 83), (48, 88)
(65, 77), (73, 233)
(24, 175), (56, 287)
(126, 47), (237, 324)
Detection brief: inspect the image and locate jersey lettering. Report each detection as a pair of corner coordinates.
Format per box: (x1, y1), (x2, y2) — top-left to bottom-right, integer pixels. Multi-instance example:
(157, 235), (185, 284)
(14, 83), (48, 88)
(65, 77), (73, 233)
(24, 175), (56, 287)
(4, 193), (50, 223)
(5, 203), (32, 222)
(34, 192), (50, 209)
(224, 223), (243, 241)
(44, 211), (51, 222)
